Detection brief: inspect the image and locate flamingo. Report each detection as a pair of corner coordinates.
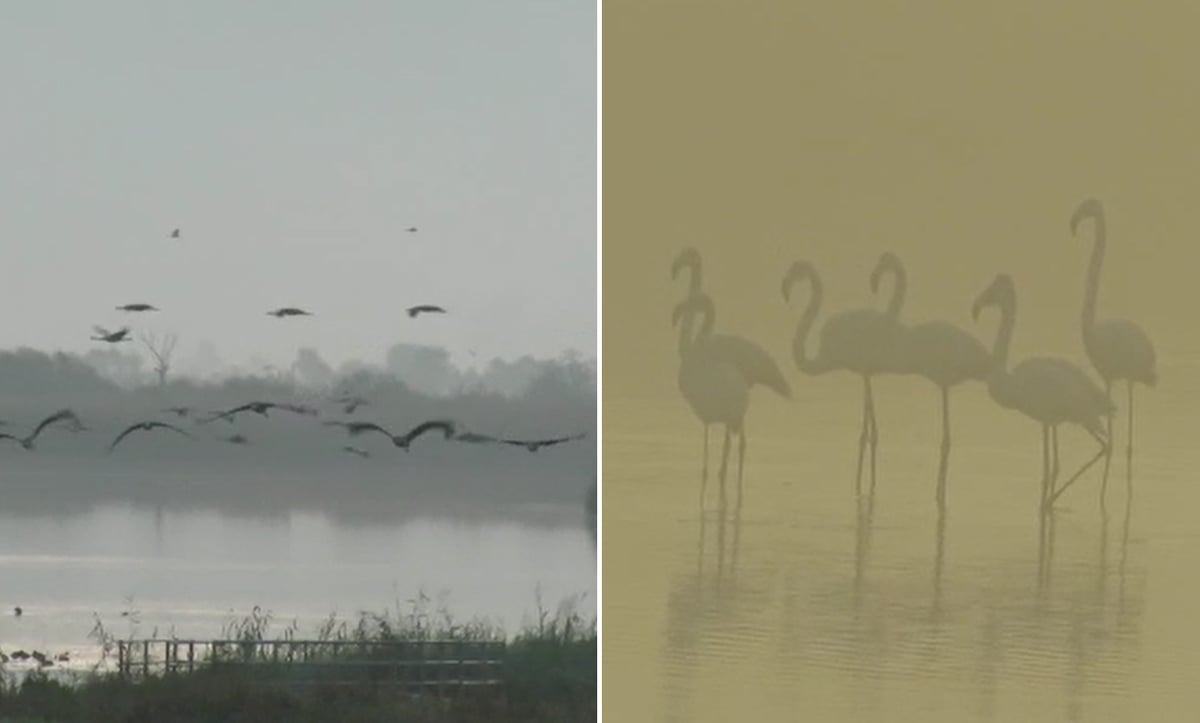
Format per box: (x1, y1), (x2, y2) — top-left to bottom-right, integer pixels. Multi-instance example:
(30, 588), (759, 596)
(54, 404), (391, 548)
(673, 292), (751, 506)
(869, 252), (991, 501)
(781, 260), (905, 493)
(971, 273), (1113, 511)
(671, 248), (792, 398)
(1069, 199), (1157, 501)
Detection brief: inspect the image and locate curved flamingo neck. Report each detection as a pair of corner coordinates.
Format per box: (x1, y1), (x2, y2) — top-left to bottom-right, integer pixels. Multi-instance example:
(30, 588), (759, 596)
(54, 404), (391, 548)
(789, 272), (827, 375)
(881, 261), (907, 319)
(984, 291), (1016, 383)
(1082, 209), (1106, 336)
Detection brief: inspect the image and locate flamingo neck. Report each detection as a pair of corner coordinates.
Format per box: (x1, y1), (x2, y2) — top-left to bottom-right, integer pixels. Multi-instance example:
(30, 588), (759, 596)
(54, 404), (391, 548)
(1083, 211), (1106, 335)
(791, 274), (828, 375)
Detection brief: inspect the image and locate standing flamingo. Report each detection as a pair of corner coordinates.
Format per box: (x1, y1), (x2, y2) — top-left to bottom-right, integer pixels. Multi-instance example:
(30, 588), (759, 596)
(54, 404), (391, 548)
(670, 249), (791, 501)
(869, 252), (991, 502)
(673, 292), (751, 508)
(781, 260), (905, 493)
(1069, 199), (1157, 503)
(671, 248), (793, 398)
(971, 273), (1113, 512)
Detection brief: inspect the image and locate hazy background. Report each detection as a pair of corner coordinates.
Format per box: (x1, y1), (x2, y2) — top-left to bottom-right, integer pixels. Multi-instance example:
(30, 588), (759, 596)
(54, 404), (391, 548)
(605, 1), (1200, 721)
(0, 1), (595, 370)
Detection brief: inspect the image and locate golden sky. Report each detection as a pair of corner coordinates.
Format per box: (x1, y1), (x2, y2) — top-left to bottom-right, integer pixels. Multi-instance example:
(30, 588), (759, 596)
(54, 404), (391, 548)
(605, 0), (1200, 401)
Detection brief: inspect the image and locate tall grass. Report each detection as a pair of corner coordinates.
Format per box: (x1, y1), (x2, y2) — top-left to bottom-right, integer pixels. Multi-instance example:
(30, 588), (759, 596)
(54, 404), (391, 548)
(0, 592), (596, 723)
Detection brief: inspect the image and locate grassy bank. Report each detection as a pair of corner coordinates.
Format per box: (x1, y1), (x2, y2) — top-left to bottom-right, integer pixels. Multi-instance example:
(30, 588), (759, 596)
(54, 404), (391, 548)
(0, 595), (596, 723)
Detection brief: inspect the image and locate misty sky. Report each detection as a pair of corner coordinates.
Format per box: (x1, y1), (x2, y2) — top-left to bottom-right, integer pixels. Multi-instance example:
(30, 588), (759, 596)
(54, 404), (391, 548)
(0, 2), (595, 374)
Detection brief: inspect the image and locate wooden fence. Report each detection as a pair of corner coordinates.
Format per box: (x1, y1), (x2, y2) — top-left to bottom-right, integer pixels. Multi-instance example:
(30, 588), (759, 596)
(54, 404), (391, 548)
(116, 638), (506, 692)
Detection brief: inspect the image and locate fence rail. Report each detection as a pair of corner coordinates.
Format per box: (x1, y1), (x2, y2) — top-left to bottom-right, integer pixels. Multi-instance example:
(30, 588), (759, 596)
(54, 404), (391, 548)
(116, 638), (507, 691)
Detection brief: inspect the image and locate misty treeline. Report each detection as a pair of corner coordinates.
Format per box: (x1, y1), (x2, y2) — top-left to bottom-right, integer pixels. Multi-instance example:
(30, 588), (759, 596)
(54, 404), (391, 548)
(0, 342), (595, 520)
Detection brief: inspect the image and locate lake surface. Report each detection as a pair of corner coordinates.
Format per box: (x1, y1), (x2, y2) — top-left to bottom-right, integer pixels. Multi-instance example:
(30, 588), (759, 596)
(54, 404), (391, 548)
(604, 359), (1200, 723)
(0, 476), (596, 670)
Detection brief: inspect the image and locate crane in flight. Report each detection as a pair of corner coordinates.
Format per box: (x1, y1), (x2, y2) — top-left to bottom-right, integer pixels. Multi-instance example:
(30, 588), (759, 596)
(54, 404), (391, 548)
(0, 409), (86, 450)
(115, 303), (158, 312)
(407, 305), (446, 318)
(499, 432), (588, 453)
(200, 401), (313, 424)
(266, 307), (313, 318)
(108, 421), (192, 453)
(92, 326), (132, 343)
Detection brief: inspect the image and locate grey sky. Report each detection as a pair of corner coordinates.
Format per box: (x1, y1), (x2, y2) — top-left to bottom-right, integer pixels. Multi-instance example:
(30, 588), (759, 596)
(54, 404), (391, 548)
(0, 1), (595, 373)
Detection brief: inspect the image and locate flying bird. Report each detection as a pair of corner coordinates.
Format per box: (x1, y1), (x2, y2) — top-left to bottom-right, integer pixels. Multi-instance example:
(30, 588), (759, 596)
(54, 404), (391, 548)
(0, 409), (86, 450)
(91, 326), (132, 343)
(322, 420), (397, 442)
(115, 304), (158, 312)
(162, 406), (192, 418)
(407, 305), (446, 318)
(393, 419), (457, 449)
(341, 446), (370, 458)
(405, 227), (418, 233)
(333, 394), (368, 414)
(200, 401), (290, 424)
(221, 433), (250, 445)
(500, 432), (588, 453)
(169, 228), (180, 239)
(108, 421), (192, 453)
(266, 307), (313, 318)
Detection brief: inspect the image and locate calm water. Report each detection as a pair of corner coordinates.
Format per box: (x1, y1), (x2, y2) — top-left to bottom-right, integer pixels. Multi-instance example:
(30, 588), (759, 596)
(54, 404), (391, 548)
(0, 496), (595, 669)
(605, 359), (1200, 722)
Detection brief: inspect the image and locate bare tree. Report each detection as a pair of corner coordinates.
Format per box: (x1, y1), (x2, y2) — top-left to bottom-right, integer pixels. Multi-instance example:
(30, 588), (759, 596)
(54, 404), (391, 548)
(140, 331), (178, 387)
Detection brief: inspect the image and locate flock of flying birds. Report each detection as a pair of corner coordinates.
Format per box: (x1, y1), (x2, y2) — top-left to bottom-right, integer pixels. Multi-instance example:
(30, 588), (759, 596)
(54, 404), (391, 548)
(672, 198), (1156, 515)
(2, 225), (589, 459)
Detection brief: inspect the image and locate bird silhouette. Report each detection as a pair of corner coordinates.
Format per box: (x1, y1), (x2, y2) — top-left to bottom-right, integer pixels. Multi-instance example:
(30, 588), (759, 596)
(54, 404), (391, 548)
(1069, 199), (1157, 502)
(673, 291), (750, 507)
(91, 326), (132, 343)
(221, 433), (250, 445)
(0, 409), (86, 450)
(341, 445), (370, 458)
(266, 307), (313, 318)
(500, 432), (587, 452)
(972, 273), (1113, 511)
(169, 228), (180, 239)
(200, 401), (310, 424)
(782, 260), (906, 494)
(108, 421), (192, 453)
(405, 227), (418, 233)
(671, 249), (793, 398)
(869, 252), (991, 502)
(162, 406), (192, 418)
(116, 303), (158, 312)
(407, 305), (446, 318)
(394, 419), (457, 450)
(322, 420), (397, 443)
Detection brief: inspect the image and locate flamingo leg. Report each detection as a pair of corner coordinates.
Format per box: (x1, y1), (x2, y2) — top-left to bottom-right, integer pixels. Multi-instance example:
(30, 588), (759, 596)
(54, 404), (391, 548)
(1126, 381), (1135, 474)
(1047, 439), (1108, 508)
(866, 376), (879, 493)
(737, 424), (746, 510)
(936, 385), (951, 506)
(699, 424), (710, 512)
(718, 426), (732, 499)
(1100, 380), (1113, 512)
(1040, 424), (1051, 512)
(855, 376), (870, 495)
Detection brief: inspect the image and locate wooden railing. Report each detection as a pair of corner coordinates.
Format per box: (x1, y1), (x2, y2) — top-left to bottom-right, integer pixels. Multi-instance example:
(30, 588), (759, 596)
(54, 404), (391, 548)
(116, 638), (506, 691)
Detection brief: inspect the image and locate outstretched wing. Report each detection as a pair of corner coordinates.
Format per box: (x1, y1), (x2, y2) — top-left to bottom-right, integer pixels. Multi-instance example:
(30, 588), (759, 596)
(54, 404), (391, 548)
(92, 326), (111, 337)
(402, 419), (457, 444)
(108, 423), (145, 453)
(29, 409), (82, 443)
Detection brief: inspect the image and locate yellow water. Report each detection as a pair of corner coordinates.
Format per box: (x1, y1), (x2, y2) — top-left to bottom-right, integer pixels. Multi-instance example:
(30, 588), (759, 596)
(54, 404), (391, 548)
(604, 366), (1200, 722)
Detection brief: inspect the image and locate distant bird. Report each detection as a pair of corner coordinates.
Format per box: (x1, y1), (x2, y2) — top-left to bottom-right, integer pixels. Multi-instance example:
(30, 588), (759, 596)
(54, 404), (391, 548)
(322, 420), (397, 443)
(334, 394), (368, 414)
(405, 227), (418, 233)
(453, 430), (501, 445)
(972, 273), (1113, 511)
(277, 402), (319, 416)
(500, 432), (587, 453)
(13, 607), (21, 617)
(1069, 199), (1157, 486)
(407, 305), (446, 318)
(341, 445), (370, 458)
(221, 433), (250, 445)
(162, 406), (192, 418)
(169, 228), (180, 239)
(394, 419), (457, 449)
(869, 252), (991, 500)
(108, 421), (192, 453)
(782, 260), (906, 494)
(115, 303), (158, 312)
(200, 401), (310, 424)
(266, 307), (313, 318)
(91, 326), (132, 343)
(0, 409), (86, 450)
